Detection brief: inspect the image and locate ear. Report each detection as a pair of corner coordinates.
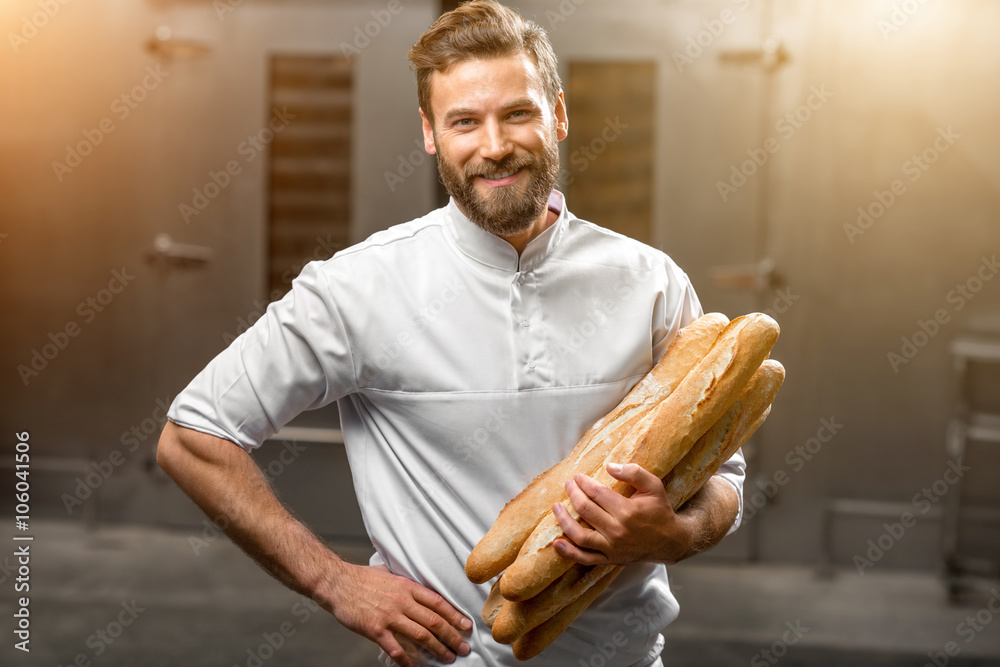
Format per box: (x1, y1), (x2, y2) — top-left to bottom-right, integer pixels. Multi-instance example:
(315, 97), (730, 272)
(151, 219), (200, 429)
(419, 108), (437, 154)
(553, 91), (568, 141)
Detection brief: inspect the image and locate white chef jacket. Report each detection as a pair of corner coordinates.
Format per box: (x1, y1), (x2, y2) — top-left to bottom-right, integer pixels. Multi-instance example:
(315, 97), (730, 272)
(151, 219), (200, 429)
(166, 190), (745, 667)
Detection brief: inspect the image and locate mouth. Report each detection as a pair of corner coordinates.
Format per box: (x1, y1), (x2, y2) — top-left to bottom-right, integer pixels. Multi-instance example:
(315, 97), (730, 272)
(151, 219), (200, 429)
(478, 168), (523, 186)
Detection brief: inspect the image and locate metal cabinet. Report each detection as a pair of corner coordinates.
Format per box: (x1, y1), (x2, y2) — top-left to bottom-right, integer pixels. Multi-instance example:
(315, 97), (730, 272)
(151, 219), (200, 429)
(944, 335), (1000, 598)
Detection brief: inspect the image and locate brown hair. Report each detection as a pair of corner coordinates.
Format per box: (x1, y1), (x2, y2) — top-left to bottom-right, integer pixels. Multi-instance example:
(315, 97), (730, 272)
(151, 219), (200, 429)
(407, 0), (562, 124)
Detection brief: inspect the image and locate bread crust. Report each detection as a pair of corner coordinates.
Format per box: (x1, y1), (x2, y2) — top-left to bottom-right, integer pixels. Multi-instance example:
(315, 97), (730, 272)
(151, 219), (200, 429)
(491, 562), (615, 644)
(500, 314), (780, 602)
(493, 355), (784, 658)
(481, 580), (505, 629)
(464, 313), (729, 584)
(664, 359), (784, 507)
(510, 567), (625, 661)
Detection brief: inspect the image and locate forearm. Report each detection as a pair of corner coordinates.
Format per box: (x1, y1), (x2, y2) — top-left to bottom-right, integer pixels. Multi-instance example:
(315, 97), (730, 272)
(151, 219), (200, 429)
(665, 475), (740, 564)
(157, 420), (471, 665)
(156, 420), (345, 603)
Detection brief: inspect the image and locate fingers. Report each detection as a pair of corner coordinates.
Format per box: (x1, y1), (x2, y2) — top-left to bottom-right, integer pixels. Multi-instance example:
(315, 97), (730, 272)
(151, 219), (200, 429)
(378, 631), (416, 667)
(396, 615), (457, 663)
(606, 462), (668, 498)
(553, 500), (599, 548)
(553, 465), (672, 567)
(409, 585), (472, 658)
(553, 474), (625, 558)
(566, 474), (628, 529)
(553, 500), (613, 566)
(412, 585), (474, 633)
(332, 565), (471, 665)
(552, 533), (609, 565)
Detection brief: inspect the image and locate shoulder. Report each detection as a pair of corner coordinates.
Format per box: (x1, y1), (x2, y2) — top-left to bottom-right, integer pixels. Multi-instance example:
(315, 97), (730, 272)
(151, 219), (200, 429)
(558, 214), (690, 284)
(334, 209), (448, 262)
(296, 208), (449, 287)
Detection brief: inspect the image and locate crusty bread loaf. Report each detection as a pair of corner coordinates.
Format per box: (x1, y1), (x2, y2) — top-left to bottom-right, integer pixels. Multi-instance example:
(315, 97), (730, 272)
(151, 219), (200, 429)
(664, 359), (784, 506)
(511, 567), (625, 661)
(500, 314), (780, 602)
(482, 580), (505, 629)
(495, 356), (784, 658)
(492, 562), (615, 644)
(489, 357), (783, 650)
(465, 313), (729, 584)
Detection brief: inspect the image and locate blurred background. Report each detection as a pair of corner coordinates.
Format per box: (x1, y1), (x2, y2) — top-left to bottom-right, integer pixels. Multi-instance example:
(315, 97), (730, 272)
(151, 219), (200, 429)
(2, 0), (999, 664)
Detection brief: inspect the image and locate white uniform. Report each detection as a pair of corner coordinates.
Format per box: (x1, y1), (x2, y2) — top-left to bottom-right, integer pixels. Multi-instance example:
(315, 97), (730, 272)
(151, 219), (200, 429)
(167, 191), (745, 666)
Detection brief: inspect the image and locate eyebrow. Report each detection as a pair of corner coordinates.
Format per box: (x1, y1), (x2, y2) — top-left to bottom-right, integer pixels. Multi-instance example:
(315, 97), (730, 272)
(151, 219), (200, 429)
(441, 97), (540, 125)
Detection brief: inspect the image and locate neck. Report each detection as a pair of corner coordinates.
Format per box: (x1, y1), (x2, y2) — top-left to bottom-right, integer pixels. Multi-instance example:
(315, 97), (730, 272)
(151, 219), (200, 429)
(500, 207), (558, 255)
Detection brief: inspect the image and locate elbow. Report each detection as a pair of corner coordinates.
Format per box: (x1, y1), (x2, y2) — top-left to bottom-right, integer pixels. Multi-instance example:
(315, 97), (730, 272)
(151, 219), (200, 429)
(156, 421), (247, 482)
(156, 420), (185, 478)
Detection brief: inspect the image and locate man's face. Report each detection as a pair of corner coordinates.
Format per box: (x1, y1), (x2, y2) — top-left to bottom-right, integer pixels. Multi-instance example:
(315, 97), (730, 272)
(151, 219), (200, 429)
(420, 53), (568, 238)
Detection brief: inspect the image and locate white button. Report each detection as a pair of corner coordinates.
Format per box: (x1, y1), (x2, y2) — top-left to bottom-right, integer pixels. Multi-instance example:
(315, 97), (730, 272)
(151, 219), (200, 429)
(521, 319), (530, 328)
(517, 276), (525, 285)
(528, 362), (536, 370)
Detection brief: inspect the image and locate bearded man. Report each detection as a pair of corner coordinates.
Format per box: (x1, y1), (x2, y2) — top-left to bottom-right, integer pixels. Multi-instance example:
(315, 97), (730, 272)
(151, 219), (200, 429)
(157, 2), (745, 666)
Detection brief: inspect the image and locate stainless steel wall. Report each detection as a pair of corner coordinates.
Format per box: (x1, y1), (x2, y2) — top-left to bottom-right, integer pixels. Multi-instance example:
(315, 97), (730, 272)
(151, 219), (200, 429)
(2, 0), (998, 571)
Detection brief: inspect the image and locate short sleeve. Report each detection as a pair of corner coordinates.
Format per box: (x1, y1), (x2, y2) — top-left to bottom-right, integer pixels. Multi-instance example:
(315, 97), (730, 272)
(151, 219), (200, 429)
(166, 260), (358, 451)
(714, 448), (746, 534)
(651, 261), (704, 363)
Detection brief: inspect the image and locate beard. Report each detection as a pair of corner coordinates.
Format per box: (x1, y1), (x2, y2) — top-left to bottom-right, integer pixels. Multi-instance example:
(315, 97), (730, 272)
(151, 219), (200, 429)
(435, 129), (560, 238)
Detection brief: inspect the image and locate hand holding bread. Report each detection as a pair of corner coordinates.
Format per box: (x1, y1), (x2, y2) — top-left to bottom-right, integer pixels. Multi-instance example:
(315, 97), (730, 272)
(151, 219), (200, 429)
(467, 312), (786, 660)
(464, 313), (730, 586)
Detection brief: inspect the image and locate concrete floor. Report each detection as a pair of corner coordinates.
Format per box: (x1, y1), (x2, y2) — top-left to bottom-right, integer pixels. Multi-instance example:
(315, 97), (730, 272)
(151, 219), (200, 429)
(1, 520), (999, 666)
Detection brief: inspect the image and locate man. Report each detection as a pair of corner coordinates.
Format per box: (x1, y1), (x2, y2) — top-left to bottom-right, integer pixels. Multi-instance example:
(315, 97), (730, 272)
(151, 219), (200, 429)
(157, 2), (745, 666)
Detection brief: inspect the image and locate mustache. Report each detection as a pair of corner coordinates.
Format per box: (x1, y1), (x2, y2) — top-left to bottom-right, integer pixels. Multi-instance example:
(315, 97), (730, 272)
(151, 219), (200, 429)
(465, 155), (533, 178)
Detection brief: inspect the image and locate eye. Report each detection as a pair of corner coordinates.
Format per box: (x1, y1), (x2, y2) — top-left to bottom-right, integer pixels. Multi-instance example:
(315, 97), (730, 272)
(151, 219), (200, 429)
(508, 109), (530, 119)
(454, 118), (476, 127)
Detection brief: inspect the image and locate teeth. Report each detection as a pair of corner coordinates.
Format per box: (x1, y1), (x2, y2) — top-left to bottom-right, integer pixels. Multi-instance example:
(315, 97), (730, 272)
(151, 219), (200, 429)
(484, 169), (518, 180)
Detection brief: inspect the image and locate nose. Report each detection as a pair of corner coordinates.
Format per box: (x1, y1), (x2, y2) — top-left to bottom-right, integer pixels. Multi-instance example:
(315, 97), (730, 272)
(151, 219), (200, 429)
(479, 117), (513, 163)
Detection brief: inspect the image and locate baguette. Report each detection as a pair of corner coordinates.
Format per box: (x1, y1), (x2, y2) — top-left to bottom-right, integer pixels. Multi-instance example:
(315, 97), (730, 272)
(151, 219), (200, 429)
(482, 580), (505, 629)
(490, 357), (784, 650)
(511, 567), (625, 661)
(465, 313), (729, 584)
(664, 359), (784, 507)
(500, 313), (780, 602)
(498, 356), (784, 658)
(491, 563), (616, 644)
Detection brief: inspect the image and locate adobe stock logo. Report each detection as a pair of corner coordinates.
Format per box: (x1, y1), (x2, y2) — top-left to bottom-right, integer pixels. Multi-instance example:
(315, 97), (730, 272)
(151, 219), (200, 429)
(179, 107), (295, 223)
(213, 0), (244, 20)
(887, 254), (998, 373)
(750, 620), (810, 666)
(878, 0), (931, 39)
(384, 138), (428, 193)
(561, 116), (629, 187)
(17, 268), (136, 386)
(671, 0), (752, 73)
(51, 66), (169, 183)
(716, 85), (833, 202)
(338, 0), (411, 60)
(844, 126), (960, 244)
(544, 0), (587, 31)
(743, 417), (843, 523)
(8, 0), (73, 54)
(922, 589), (1000, 667)
(853, 459), (969, 576)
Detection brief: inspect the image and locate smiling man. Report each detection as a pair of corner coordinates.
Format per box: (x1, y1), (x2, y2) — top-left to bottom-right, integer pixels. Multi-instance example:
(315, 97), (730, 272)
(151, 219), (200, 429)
(157, 2), (744, 666)
(417, 49), (564, 247)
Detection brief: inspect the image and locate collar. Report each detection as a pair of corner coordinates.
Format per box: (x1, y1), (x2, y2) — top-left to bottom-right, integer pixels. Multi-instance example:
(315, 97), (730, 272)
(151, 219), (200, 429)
(445, 190), (568, 273)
